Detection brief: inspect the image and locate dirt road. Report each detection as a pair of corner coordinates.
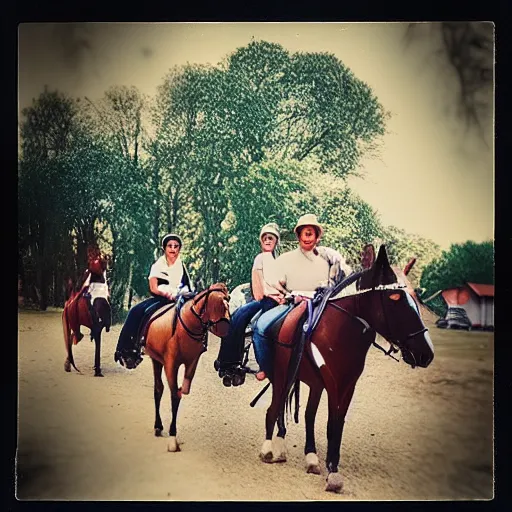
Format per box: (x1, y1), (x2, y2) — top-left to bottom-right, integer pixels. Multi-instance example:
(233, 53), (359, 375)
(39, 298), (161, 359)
(16, 309), (493, 501)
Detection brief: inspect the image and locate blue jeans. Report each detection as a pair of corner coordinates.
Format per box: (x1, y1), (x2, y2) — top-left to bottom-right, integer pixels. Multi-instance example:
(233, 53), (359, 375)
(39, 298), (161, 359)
(252, 304), (293, 375)
(116, 296), (169, 354)
(217, 297), (278, 369)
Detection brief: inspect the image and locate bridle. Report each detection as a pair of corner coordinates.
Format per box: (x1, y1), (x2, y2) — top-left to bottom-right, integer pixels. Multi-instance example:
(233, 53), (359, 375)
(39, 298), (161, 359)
(326, 282), (427, 365)
(176, 287), (230, 347)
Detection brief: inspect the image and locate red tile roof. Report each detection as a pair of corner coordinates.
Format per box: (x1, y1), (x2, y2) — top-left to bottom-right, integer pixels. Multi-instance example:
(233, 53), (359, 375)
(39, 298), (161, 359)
(467, 282), (494, 297)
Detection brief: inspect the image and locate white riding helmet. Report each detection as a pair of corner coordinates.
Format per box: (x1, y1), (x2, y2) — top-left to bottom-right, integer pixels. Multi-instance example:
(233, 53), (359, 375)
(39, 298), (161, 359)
(259, 223), (280, 243)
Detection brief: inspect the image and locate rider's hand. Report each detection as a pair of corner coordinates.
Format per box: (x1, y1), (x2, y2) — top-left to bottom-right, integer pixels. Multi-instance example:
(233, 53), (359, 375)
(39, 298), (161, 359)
(277, 295), (287, 305)
(294, 295), (306, 304)
(164, 292), (174, 301)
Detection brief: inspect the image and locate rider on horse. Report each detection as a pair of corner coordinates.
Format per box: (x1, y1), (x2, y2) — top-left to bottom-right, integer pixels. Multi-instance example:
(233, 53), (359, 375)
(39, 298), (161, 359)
(114, 233), (193, 368)
(251, 214), (351, 381)
(68, 243), (108, 344)
(215, 222), (286, 380)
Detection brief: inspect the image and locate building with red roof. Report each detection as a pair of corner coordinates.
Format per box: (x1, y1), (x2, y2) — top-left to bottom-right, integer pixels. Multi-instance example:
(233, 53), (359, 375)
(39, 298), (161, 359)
(440, 282), (494, 329)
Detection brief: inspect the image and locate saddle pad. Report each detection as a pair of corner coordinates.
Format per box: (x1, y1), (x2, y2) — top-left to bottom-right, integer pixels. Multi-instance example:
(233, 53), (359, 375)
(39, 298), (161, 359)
(277, 301), (307, 346)
(88, 282), (109, 303)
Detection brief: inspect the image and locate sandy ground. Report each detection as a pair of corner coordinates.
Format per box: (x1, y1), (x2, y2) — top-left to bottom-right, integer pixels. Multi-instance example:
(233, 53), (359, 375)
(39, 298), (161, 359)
(16, 308), (494, 501)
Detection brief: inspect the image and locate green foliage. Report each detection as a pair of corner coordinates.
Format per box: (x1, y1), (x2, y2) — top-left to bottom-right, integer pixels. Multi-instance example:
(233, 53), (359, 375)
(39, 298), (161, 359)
(420, 240), (494, 315)
(20, 39), (455, 322)
(382, 225), (442, 287)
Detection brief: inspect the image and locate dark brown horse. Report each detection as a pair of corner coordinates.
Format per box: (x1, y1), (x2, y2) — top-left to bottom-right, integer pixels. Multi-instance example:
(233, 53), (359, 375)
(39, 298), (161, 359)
(62, 276), (112, 377)
(143, 283), (230, 452)
(258, 245), (434, 492)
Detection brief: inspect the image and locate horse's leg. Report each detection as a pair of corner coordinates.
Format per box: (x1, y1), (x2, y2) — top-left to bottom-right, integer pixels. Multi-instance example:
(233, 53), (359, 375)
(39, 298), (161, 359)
(93, 331), (103, 377)
(259, 385), (280, 462)
(152, 358), (165, 436)
(62, 308), (79, 373)
(261, 369), (290, 463)
(324, 379), (358, 493)
(304, 382), (324, 475)
(179, 355), (201, 397)
(164, 357), (181, 452)
(63, 309), (72, 372)
(265, 340), (295, 463)
(273, 406), (288, 463)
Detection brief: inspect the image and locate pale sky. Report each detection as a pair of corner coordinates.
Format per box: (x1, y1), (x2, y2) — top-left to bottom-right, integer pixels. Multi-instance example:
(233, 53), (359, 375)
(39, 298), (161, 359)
(18, 22), (494, 250)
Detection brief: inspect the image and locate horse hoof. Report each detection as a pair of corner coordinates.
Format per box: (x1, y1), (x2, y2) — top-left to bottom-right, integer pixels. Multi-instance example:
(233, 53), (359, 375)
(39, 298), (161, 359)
(64, 360), (71, 372)
(325, 472), (343, 493)
(272, 437), (287, 463)
(305, 453), (321, 474)
(94, 371), (104, 377)
(154, 428), (162, 437)
(167, 436), (180, 452)
(259, 440), (273, 463)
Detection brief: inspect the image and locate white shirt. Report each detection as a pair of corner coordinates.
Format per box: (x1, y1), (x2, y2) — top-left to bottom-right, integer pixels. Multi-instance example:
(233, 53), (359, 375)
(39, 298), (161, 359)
(252, 252), (282, 297)
(272, 247), (330, 297)
(148, 255), (185, 296)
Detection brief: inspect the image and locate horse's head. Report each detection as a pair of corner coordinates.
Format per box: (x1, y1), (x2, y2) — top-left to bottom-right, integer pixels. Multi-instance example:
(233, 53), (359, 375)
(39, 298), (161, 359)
(193, 282), (231, 338)
(359, 245), (434, 369)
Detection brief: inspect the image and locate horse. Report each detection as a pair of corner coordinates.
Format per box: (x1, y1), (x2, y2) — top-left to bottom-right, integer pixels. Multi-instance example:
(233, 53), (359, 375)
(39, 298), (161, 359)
(142, 283), (230, 452)
(62, 278), (112, 377)
(256, 244), (434, 493)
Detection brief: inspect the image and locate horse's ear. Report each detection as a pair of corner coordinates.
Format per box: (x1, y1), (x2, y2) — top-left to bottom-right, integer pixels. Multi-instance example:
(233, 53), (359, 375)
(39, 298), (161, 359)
(404, 257), (416, 276)
(371, 245), (397, 286)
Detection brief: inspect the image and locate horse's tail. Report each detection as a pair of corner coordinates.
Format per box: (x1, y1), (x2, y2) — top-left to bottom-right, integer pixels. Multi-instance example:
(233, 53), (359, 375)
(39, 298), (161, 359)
(65, 277), (75, 301)
(62, 304), (80, 373)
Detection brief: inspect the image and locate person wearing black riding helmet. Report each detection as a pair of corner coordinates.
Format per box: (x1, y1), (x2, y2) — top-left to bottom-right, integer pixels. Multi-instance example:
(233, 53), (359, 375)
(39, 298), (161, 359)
(114, 233), (193, 368)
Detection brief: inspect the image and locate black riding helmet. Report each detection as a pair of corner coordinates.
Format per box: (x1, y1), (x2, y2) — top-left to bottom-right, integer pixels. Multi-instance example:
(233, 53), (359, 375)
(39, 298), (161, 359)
(161, 233), (183, 250)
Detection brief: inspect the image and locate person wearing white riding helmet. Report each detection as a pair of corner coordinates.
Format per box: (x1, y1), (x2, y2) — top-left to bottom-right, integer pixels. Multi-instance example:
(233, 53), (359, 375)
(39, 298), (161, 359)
(251, 214), (351, 381)
(215, 222), (286, 378)
(114, 233), (193, 368)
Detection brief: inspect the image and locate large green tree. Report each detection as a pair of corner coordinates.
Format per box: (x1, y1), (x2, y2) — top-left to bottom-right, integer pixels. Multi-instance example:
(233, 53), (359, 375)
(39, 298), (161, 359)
(19, 89), (87, 309)
(20, 40), (421, 319)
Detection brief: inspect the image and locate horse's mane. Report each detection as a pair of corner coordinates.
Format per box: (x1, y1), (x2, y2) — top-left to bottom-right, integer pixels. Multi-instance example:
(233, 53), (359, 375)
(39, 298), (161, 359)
(329, 269), (369, 296)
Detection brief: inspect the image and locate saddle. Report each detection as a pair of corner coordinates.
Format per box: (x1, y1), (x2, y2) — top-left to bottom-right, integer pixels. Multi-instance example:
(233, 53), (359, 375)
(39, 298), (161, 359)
(275, 301), (308, 347)
(305, 270), (362, 336)
(136, 302), (175, 348)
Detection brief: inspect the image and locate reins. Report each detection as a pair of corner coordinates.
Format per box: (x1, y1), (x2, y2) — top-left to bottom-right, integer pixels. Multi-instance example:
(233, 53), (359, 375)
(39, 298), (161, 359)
(326, 279), (427, 362)
(326, 300), (401, 362)
(176, 287), (229, 348)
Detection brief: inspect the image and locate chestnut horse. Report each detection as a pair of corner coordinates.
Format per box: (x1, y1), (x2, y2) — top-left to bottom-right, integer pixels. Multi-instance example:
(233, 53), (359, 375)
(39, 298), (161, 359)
(258, 245), (434, 493)
(62, 277), (112, 377)
(143, 283), (230, 452)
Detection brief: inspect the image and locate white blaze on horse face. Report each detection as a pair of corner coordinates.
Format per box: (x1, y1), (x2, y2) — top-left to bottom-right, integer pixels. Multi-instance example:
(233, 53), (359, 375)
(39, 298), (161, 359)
(405, 292), (421, 317)
(311, 342), (326, 368)
(424, 329), (435, 353)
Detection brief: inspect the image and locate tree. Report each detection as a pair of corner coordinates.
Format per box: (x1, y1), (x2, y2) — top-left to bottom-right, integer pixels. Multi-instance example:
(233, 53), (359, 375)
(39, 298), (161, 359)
(82, 85), (154, 316)
(18, 88), (83, 309)
(382, 225), (442, 287)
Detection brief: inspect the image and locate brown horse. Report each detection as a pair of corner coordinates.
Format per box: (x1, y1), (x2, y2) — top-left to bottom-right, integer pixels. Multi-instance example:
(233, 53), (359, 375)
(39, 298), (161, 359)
(257, 245), (434, 492)
(143, 283), (230, 452)
(62, 281), (112, 377)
